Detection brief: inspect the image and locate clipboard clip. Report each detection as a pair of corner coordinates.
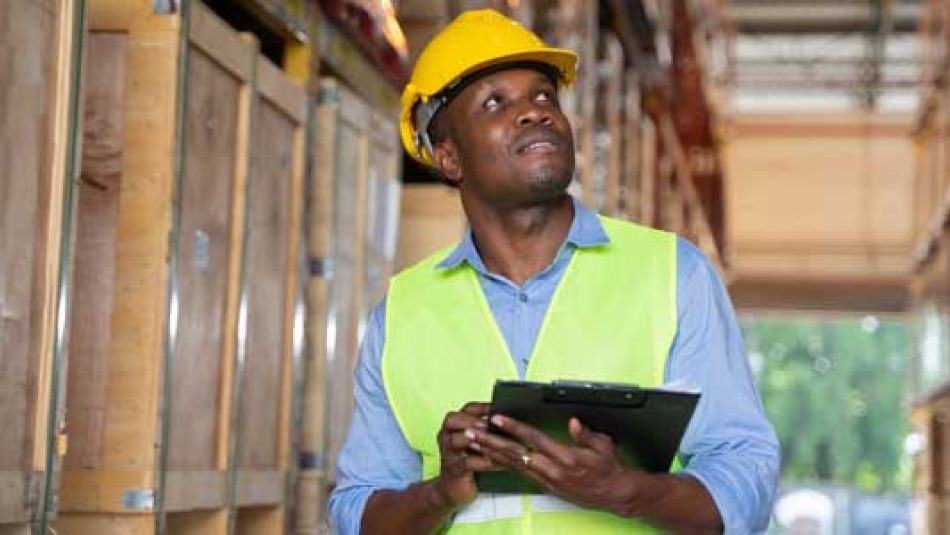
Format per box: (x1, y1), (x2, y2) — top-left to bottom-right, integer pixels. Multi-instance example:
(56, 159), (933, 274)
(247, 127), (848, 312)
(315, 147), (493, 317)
(542, 380), (647, 407)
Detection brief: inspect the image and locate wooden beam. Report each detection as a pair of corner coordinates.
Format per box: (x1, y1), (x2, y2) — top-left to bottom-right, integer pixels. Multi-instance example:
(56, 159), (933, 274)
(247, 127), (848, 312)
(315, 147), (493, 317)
(730, 276), (910, 313)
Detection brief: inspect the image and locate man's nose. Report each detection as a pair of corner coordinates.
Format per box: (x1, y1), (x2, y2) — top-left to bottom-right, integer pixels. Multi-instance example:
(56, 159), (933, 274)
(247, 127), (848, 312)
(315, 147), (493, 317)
(515, 100), (553, 127)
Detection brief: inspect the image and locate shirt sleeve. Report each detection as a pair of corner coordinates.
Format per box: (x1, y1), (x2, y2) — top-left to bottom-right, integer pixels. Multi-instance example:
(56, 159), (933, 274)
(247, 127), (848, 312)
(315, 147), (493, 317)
(667, 238), (781, 534)
(327, 299), (422, 535)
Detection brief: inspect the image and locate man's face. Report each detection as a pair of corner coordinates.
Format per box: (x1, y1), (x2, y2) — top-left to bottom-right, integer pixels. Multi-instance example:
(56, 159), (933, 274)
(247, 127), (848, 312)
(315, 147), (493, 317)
(435, 67), (575, 207)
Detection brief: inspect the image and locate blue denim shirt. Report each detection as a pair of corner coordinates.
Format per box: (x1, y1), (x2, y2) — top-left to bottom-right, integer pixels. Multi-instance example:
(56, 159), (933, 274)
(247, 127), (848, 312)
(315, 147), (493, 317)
(328, 198), (779, 534)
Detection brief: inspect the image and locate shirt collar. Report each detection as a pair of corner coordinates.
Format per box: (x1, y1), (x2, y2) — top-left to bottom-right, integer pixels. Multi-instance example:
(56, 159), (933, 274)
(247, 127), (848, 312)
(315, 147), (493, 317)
(436, 196), (610, 270)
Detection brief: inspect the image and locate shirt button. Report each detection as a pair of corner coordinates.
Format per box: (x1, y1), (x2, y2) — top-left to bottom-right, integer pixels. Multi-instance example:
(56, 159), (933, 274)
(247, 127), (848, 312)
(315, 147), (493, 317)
(518, 292), (528, 303)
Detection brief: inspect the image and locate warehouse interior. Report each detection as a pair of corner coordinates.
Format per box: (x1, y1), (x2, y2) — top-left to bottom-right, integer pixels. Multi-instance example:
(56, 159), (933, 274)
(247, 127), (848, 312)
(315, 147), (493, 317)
(2, 0), (949, 533)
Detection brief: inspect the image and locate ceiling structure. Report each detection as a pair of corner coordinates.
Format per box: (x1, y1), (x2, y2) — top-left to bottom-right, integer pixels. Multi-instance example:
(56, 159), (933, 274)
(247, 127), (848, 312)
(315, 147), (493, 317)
(715, 0), (924, 313)
(718, 0), (923, 113)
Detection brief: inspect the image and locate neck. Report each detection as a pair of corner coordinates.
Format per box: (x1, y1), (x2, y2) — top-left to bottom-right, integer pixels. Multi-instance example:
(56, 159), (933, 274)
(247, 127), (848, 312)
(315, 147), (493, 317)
(463, 193), (574, 286)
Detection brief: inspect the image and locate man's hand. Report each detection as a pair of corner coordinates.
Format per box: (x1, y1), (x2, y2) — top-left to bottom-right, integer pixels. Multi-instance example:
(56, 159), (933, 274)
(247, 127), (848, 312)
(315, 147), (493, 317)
(466, 414), (641, 516)
(433, 402), (500, 508)
(362, 402), (503, 535)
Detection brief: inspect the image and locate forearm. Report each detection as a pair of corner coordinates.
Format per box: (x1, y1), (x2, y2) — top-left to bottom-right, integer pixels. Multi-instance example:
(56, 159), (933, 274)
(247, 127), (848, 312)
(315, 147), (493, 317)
(613, 471), (723, 534)
(361, 479), (458, 535)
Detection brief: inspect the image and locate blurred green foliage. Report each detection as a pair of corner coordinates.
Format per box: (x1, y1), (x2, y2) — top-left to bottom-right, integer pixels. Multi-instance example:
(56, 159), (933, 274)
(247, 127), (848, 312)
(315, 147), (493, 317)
(742, 317), (911, 493)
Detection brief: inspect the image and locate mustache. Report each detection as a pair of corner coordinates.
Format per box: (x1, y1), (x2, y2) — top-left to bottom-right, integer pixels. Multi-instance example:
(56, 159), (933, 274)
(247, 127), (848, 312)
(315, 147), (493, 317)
(511, 125), (568, 155)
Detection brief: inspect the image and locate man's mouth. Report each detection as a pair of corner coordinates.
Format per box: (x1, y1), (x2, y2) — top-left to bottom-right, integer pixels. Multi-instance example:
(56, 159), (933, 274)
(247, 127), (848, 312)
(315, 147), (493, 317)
(514, 131), (562, 155)
(520, 141), (556, 154)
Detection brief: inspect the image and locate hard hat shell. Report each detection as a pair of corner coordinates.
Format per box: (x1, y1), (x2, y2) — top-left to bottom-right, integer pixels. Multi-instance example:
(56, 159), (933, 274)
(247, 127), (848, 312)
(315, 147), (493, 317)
(399, 9), (578, 166)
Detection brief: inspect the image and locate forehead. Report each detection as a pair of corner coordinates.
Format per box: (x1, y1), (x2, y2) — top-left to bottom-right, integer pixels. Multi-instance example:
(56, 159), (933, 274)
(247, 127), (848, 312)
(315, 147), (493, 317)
(459, 67), (557, 98)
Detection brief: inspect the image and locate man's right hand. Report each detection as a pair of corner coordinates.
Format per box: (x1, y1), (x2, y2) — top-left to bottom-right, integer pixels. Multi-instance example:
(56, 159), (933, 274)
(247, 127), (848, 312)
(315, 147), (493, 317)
(362, 401), (499, 534)
(433, 401), (498, 508)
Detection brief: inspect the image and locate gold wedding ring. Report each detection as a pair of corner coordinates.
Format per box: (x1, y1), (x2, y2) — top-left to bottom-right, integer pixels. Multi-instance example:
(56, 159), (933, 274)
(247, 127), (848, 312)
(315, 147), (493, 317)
(521, 452), (532, 467)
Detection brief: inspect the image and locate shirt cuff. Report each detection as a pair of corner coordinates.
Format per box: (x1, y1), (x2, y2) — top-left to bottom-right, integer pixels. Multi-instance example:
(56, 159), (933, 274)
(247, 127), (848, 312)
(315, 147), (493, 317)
(679, 465), (771, 535)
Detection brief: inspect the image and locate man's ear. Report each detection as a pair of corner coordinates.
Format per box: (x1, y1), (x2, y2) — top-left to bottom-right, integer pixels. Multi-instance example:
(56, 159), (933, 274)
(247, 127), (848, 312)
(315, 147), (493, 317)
(432, 140), (462, 187)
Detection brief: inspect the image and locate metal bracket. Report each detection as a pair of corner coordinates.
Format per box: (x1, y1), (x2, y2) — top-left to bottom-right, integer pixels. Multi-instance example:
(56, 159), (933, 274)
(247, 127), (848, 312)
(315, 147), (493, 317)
(122, 489), (156, 511)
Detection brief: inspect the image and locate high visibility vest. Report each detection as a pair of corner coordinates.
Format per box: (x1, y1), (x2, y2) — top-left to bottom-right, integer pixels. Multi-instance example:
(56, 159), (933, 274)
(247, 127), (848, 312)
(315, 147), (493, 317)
(382, 216), (677, 534)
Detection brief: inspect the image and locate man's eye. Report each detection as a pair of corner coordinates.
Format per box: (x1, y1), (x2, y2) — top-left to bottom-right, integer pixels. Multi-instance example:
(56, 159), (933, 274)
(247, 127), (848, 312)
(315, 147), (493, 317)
(536, 90), (554, 103)
(483, 95), (502, 110)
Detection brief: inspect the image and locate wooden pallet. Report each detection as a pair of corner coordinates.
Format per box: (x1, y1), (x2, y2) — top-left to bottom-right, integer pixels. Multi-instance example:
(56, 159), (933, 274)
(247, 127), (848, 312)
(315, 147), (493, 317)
(56, 2), (308, 533)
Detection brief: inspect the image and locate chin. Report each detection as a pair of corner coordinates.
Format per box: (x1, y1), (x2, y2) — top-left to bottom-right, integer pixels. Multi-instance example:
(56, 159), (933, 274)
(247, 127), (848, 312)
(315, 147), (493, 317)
(526, 167), (573, 198)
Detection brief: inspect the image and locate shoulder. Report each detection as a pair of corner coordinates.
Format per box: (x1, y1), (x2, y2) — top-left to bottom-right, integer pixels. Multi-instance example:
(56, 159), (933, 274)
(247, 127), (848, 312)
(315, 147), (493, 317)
(675, 237), (707, 285)
(392, 245), (455, 279)
(599, 215), (675, 241)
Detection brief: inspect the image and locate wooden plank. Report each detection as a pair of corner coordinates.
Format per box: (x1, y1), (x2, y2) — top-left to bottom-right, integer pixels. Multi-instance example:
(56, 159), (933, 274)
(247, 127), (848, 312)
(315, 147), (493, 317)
(66, 32), (128, 473)
(236, 504), (283, 534)
(1, 2), (78, 526)
(59, 469), (155, 512)
(322, 80), (371, 479)
(215, 49), (255, 475)
(55, 514), (154, 535)
(234, 470), (284, 507)
(328, 78), (371, 133)
(257, 56), (306, 122)
(231, 61), (304, 479)
(238, 99), (295, 471)
(165, 509), (228, 534)
(0, 0), (51, 478)
(163, 470), (227, 512)
(94, 4), (179, 476)
(166, 47), (241, 471)
(0, 471), (29, 524)
(189, 2), (255, 82)
(275, 111), (305, 473)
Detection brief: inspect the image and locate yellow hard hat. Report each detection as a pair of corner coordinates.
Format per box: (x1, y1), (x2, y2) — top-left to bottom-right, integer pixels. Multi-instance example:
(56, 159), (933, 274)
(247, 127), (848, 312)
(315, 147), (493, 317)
(399, 9), (578, 166)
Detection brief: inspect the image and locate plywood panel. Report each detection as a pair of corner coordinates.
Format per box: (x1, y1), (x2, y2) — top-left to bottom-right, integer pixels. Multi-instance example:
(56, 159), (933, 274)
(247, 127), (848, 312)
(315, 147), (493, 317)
(0, 0), (57, 474)
(166, 48), (241, 470)
(66, 32), (128, 471)
(238, 100), (294, 469)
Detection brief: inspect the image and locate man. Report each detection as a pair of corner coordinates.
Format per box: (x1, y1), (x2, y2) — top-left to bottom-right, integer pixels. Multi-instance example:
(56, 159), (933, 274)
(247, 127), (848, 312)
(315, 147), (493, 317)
(329, 9), (779, 534)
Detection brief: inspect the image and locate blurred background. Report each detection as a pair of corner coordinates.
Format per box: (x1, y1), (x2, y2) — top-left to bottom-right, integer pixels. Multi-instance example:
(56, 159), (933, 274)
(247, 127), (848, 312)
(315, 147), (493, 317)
(2, 0), (949, 533)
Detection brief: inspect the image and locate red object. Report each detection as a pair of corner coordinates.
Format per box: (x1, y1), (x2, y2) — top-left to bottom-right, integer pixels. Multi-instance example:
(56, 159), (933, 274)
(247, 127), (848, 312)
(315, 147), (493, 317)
(317, 0), (408, 86)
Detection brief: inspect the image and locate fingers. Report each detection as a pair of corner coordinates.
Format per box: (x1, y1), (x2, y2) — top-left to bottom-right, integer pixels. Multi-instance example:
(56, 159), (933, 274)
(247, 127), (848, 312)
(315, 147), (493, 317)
(568, 417), (614, 454)
(488, 414), (573, 465)
(441, 403), (490, 434)
(460, 402), (491, 416)
(436, 402), (498, 479)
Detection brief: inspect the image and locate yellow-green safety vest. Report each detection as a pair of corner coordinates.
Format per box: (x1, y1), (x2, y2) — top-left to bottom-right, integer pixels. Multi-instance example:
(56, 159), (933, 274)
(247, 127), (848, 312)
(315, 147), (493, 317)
(382, 216), (677, 534)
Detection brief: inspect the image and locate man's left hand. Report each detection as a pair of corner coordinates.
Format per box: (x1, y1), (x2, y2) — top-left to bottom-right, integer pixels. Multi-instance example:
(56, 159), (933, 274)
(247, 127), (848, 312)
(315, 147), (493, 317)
(466, 415), (646, 517)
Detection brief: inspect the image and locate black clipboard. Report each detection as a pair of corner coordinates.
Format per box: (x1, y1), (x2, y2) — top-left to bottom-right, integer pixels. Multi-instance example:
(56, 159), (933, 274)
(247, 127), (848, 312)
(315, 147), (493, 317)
(475, 379), (700, 494)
